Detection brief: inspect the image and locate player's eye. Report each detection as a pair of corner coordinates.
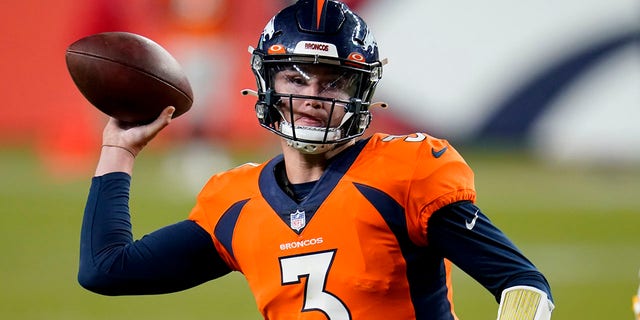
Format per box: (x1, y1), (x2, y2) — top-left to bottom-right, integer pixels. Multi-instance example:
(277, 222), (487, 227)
(319, 73), (359, 97)
(286, 75), (307, 86)
(323, 78), (344, 90)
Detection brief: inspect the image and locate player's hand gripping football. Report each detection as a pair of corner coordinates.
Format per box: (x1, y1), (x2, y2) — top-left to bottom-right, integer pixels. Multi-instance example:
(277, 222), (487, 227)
(95, 105), (174, 176)
(102, 106), (175, 158)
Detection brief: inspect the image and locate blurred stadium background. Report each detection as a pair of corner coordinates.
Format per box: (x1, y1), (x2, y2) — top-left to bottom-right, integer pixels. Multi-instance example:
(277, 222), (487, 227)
(0, 0), (638, 319)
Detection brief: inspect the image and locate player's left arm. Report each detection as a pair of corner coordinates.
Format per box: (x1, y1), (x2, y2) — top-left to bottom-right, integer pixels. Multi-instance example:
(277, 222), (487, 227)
(427, 201), (554, 319)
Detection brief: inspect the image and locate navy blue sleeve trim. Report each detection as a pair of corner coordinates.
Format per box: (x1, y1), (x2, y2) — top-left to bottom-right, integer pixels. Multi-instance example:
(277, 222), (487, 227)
(427, 201), (553, 302)
(78, 172), (231, 296)
(214, 199), (250, 260)
(355, 183), (455, 318)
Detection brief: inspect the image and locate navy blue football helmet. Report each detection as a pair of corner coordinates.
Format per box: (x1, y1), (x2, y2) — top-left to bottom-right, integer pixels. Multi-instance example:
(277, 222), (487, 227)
(244, 0), (386, 153)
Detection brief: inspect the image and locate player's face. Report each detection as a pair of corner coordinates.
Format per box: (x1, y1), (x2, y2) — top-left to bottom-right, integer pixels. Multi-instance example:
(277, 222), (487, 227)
(273, 64), (359, 128)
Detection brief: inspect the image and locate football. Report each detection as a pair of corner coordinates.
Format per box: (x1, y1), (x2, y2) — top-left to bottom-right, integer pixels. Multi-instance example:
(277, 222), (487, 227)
(65, 31), (193, 124)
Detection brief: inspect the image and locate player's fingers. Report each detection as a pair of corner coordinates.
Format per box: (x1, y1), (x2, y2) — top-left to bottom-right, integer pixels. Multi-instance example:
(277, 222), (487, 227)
(159, 106), (175, 123)
(143, 106), (175, 137)
(162, 106), (176, 121)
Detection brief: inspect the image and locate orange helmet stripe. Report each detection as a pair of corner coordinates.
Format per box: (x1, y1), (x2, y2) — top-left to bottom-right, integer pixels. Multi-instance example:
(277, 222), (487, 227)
(316, 0), (326, 29)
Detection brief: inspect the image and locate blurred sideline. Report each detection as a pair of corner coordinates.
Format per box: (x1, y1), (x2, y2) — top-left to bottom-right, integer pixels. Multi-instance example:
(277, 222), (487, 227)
(0, 0), (413, 181)
(0, 0), (637, 183)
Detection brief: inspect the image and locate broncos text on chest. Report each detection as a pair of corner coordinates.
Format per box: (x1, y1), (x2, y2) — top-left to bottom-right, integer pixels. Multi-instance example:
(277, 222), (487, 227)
(279, 237), (324, 251)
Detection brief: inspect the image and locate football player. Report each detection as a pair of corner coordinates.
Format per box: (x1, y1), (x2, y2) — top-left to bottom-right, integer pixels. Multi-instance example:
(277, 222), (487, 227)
(79, 0), (554, 319)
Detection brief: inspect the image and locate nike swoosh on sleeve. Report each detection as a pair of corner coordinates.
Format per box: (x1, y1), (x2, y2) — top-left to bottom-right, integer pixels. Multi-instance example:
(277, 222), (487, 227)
(465, 210), (479, 230)
(431, 146), (448, 158)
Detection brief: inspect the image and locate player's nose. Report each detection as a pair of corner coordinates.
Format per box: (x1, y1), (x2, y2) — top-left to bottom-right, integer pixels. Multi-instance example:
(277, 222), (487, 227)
(300, 85), (325, 109)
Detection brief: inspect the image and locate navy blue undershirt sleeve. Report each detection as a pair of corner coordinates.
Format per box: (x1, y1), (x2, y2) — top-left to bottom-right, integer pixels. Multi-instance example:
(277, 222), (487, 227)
(78, 172), (231, 296)
(427, 201), (553, 303)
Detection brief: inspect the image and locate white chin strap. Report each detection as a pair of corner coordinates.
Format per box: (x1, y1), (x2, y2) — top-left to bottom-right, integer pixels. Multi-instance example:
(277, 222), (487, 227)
(280, 120), (342, 154)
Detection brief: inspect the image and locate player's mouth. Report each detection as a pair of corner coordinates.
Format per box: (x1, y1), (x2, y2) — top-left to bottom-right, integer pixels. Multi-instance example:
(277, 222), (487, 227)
(295, 113), (326, 127)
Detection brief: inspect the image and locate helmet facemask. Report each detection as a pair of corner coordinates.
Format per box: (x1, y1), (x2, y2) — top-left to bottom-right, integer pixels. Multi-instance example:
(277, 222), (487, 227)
(254, 58), (377, 153)
(252, 53), (382, 154)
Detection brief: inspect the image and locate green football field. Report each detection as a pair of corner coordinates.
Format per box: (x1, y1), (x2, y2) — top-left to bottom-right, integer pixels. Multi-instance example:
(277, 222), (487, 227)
(1, 146), (638, 319)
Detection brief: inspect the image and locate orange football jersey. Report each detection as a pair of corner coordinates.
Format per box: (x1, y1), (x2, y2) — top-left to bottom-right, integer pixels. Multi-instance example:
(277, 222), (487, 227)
(189, 133), (476, 319)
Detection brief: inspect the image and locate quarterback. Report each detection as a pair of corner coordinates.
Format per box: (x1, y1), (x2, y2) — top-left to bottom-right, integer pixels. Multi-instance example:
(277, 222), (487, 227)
(78, 0), (554, 319)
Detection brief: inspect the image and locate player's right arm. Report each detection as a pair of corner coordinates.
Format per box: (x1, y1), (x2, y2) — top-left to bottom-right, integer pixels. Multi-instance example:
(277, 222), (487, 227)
(79, 106), (231, 295)
(78, 173), (231, 295)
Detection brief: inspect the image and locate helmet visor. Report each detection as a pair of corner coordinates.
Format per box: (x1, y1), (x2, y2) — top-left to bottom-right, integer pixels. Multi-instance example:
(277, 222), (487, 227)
(268, 63), (362, 101)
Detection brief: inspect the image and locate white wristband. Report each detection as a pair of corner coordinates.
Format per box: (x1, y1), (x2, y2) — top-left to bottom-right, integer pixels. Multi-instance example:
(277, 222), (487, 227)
(496, 286), (554, 320)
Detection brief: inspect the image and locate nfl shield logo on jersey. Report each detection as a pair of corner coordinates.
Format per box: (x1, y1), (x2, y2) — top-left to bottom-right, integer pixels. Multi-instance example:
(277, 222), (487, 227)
(290, 210), (306, 231)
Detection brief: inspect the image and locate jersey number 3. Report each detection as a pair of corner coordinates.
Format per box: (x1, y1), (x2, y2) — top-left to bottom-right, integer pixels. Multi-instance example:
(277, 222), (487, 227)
(279, 250), (351, 320)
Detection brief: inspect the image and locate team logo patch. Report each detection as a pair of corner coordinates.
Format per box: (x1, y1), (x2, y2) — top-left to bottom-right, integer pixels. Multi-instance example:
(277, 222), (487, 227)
(290, 210), (306, 231)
